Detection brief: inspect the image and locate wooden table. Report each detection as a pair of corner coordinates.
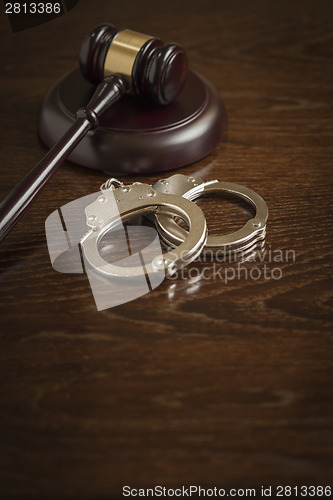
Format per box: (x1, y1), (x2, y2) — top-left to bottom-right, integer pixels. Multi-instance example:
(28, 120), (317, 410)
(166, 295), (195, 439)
(0, 0), (332, 497)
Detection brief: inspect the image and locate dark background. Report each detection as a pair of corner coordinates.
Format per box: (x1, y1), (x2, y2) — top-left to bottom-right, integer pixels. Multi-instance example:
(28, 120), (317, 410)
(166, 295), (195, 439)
(0, 0), (332, 498)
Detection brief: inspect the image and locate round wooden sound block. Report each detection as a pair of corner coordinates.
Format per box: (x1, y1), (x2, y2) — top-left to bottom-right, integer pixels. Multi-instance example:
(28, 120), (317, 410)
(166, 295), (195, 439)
(38, 69), (227, 175)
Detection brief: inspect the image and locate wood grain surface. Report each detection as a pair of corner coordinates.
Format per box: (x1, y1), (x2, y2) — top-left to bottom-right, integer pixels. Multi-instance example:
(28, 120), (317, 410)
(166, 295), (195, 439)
(0, 0), (332, 498)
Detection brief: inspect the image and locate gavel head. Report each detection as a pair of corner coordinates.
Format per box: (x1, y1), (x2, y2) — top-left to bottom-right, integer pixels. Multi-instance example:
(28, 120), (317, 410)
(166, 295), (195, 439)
(79, 24), (188, 105)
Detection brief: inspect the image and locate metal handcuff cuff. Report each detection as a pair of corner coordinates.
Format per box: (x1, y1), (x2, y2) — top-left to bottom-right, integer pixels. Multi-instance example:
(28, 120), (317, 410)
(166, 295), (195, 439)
(80, 179), (207, 278)
(153, 174), (268, 255)
(80, 175), (268, 278)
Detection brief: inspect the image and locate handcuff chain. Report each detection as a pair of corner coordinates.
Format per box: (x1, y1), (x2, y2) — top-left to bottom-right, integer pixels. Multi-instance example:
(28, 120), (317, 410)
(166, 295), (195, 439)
(100, 178), (124, 192)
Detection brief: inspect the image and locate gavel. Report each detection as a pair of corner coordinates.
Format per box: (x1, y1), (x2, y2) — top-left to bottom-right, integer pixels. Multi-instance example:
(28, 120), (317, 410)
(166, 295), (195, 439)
(0, 24), (188, 242)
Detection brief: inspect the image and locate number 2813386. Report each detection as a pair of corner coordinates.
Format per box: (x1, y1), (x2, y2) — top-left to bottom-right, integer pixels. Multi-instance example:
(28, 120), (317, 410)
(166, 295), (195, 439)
(5, 3), (62, 14)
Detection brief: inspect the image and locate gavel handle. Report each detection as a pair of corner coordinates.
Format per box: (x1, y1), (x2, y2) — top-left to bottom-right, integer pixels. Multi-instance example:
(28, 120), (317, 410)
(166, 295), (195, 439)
(0, 75), (127, 243)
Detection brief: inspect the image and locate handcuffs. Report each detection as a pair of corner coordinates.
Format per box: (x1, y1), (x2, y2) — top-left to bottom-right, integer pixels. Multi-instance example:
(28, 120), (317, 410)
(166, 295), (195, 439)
(80, 174), (268, 279)
(153, 175), (267, 254)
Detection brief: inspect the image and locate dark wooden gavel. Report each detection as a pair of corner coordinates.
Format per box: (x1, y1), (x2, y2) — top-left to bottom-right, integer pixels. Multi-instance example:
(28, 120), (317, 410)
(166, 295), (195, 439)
(0, 24), (188, 242)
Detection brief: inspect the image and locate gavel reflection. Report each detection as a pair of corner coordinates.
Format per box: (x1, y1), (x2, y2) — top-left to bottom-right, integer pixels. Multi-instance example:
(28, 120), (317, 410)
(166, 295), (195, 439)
(0, 24), (188, 242)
